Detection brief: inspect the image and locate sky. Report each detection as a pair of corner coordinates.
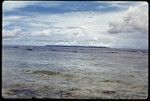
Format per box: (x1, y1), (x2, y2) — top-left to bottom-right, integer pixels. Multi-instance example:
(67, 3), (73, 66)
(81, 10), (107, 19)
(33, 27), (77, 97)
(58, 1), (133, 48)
(2, 1), (148, 49)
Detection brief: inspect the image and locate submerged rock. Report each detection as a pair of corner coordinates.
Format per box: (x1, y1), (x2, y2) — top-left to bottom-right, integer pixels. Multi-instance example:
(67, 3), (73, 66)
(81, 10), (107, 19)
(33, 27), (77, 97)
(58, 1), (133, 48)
(14, 46), (19, 48)
(102, 90), (116, 94)
(72, 50), (78, 53)
(32, 70), (60, 75)
(3, 89), (37, 98)
(26, 47), (33, 51)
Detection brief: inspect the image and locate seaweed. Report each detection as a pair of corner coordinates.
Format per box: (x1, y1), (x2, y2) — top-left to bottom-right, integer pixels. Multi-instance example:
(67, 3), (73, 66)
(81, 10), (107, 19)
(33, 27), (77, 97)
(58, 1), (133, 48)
(72, 50), (78, 53)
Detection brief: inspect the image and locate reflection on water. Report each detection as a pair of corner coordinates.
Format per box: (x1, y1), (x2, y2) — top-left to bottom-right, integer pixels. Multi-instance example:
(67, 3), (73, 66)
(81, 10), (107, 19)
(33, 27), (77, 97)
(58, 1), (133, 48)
(2, 45), (148, 99)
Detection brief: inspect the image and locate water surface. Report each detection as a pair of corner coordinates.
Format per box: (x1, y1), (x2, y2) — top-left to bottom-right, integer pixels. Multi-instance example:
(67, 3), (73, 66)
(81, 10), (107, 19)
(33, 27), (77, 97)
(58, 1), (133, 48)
(2, 45), (148, 99)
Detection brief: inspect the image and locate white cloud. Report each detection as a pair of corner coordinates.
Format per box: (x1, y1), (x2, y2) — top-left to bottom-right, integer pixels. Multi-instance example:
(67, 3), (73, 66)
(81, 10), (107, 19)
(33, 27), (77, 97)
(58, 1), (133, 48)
(3, 28), (22, 39)
(109, 33), (148, 49)
(3, 15), (27, 28)
(108, 2), (148, 34)
(3, 15), (25, 20)
(106, 2), (148, 49)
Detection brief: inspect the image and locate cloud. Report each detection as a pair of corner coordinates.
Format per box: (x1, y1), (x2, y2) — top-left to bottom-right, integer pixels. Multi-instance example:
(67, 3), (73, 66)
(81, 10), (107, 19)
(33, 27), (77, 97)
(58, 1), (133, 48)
(110, 33), (148, 49)
(3, 28), (22, 39)
(2, 10), (144, 48)
(3, 15), (25, 20)
(3, 15), (26, 28)
(106, 2), (148, 49)
(108, 2), (148, 34)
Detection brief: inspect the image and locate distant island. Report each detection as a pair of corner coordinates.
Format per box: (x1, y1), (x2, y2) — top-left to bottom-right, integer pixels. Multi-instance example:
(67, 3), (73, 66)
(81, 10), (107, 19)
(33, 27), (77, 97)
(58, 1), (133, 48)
(44, 45), (109, 48)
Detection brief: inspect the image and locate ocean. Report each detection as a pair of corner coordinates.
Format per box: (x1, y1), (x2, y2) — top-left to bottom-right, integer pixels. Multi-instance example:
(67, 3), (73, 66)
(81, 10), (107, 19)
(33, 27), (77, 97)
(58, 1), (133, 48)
(2, 45), (148, 99)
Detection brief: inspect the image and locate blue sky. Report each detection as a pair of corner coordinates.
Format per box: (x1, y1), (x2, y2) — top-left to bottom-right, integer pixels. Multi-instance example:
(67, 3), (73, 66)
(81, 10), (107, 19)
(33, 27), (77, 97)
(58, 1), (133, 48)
(3, 1), (127, 15)
(3, 1), (148, 49)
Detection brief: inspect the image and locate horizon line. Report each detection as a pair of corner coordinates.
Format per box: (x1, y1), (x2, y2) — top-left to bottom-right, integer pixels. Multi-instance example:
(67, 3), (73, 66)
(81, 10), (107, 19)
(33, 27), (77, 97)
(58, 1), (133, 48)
(2, 44), (148, 50)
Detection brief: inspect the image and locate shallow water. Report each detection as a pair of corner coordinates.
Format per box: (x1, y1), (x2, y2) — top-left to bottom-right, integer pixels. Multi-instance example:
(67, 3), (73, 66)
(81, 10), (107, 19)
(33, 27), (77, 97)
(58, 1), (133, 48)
(2, 45), (148, 99)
